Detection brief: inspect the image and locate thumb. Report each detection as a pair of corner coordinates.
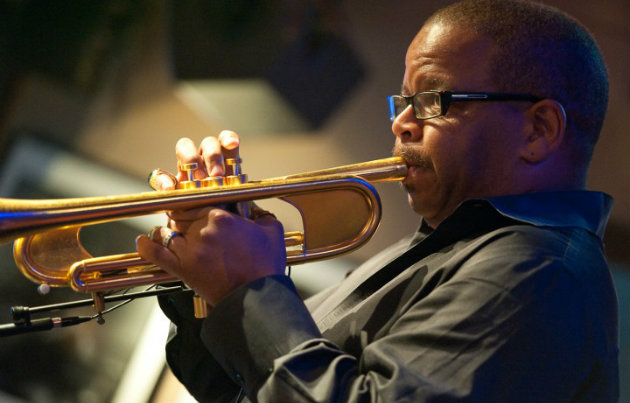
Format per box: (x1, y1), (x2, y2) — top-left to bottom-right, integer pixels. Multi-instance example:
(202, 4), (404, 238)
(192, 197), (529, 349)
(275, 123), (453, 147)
(147, 169), (177, 191)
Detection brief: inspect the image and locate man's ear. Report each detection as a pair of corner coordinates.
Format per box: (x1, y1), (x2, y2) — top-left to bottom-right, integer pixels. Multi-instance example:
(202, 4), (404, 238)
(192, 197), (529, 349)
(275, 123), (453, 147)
(521, 99), (567, 163)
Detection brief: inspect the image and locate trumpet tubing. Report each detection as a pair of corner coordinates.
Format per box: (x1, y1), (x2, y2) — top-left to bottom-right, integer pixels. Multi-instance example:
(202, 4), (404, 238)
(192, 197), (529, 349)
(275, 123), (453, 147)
(1, 156), (407, 307)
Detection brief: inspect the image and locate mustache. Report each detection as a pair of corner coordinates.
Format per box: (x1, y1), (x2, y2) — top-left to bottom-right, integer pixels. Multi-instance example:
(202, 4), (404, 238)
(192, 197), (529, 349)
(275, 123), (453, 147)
(392, 144), (432, 168)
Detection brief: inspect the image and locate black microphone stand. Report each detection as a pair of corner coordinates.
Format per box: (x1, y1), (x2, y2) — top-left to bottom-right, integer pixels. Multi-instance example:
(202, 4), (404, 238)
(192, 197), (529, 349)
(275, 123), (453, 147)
(0, 285), (190, 336)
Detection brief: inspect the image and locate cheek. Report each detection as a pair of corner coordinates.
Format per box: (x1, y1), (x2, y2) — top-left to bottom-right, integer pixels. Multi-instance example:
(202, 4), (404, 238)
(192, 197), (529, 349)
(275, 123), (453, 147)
(426, 117), (493, 194)
(445, 113), (523, 194)
(423, 123), (465, 178)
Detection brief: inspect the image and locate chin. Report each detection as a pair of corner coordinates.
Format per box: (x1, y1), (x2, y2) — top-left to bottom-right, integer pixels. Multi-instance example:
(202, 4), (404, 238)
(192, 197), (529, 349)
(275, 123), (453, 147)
(407, 193), (425, 217)
(406, 191), (448, 228)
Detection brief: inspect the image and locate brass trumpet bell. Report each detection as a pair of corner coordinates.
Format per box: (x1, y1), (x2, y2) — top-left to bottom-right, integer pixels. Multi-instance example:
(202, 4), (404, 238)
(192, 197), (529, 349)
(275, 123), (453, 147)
(1, 157), (407, 301)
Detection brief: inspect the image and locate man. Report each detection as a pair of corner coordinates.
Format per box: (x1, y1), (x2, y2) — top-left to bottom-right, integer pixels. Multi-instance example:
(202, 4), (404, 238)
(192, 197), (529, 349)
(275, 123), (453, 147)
(136, 0), (619, 401)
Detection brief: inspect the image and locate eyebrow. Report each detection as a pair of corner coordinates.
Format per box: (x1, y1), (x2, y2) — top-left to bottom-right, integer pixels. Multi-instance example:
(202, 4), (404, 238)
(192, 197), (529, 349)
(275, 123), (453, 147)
(401, 77), (447, 95)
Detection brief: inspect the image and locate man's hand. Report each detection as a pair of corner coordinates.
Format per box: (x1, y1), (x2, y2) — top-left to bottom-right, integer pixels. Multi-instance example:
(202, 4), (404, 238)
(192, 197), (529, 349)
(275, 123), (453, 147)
(149, 130), (240, 191)
(136, 131), (287, 306)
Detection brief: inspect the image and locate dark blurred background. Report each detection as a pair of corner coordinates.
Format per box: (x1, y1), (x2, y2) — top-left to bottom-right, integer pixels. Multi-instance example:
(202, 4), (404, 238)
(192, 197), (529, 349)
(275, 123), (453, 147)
(0, 1), (627, 402)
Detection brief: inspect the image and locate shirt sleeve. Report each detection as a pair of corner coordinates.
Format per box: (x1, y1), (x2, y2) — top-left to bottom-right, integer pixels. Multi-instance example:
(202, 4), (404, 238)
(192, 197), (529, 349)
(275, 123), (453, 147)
(199, 229), (616, 402)
(158, 291), (241, 402)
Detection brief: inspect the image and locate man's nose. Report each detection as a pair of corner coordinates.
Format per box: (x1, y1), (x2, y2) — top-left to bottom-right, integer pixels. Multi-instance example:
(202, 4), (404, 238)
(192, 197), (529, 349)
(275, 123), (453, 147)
(392, 105), (423, 142)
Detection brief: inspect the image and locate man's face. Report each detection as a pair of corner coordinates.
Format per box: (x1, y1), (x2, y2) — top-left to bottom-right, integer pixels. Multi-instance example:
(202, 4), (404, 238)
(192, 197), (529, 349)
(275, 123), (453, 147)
(393, 22), (528, 227)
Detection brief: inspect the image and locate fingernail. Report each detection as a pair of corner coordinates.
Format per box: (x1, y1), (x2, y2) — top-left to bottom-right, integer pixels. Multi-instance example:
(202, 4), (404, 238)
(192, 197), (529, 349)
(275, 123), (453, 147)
(220, 130), (239, 150)
(160, 175), (176, 189)
(148, 169), (177, 190)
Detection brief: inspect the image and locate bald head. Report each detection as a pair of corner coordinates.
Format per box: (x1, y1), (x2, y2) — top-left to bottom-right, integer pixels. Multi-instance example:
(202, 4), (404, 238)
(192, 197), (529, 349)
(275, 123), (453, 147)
(425, 0), (608, 170)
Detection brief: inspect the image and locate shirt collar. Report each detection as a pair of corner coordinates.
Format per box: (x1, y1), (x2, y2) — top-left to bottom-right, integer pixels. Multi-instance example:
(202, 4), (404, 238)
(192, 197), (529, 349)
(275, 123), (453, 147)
(485, 190), (613, 239)
(412, 190), (613, 245)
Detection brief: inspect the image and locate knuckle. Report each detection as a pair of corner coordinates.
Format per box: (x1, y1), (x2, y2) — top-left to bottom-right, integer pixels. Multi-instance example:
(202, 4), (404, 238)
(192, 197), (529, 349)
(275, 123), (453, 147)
(208, 208), (234, 225)
(200, 136), (220, 152)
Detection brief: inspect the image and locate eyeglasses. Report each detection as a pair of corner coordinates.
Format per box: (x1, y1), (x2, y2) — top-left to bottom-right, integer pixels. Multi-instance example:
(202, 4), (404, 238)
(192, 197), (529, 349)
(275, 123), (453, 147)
(387, 91), (542, 121)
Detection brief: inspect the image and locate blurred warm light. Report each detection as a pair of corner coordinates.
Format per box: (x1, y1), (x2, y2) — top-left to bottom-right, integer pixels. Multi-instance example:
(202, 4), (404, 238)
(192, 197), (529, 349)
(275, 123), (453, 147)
(176, 79), (310, 135)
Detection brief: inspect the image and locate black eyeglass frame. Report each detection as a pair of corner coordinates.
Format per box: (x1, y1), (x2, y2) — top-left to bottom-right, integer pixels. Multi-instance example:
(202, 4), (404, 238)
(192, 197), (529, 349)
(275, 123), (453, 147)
(388, 90), (543, 121)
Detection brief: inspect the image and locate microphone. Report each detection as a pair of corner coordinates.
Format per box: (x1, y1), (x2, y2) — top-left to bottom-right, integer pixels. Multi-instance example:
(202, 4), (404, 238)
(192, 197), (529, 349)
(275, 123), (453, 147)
(0, 316), (92, 337)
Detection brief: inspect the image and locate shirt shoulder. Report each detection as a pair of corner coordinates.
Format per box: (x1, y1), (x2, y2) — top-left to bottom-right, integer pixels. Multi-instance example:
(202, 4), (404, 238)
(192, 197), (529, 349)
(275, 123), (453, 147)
(448, 224), (613, 313)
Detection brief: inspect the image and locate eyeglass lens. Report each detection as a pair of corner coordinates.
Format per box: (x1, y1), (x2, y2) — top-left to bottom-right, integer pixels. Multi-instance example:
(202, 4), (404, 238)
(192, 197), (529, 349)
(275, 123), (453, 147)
(416, 92), (442, 119)
(388, 92), (443, 121)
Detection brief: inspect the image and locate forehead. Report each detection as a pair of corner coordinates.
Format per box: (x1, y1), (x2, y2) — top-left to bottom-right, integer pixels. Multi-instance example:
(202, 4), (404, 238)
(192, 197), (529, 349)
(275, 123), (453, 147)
(403, 22), (496, 93)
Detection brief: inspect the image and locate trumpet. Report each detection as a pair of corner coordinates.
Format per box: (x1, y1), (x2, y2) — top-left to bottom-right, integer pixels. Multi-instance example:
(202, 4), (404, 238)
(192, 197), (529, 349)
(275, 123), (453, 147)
(0, 156), (407, 316)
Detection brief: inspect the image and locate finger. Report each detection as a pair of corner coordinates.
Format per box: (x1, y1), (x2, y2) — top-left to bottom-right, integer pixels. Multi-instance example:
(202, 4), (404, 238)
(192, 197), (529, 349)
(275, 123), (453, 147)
(251, 206), (284, 236)
(219, 130), (240, 153)
(255, 211), (282, 229)
(148, 168), (178, 191)
(168, 206), (211, 222)
(167, 206), (212, 234)
(136, 232), (181, 274)
(148, 225), (184, 248)
(167, 219), (189, 234)
(250, 204), (277, 220)
(199, 136), (224, 177)
(175, 137), (207, 182)
(218, 130), (241, 175)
